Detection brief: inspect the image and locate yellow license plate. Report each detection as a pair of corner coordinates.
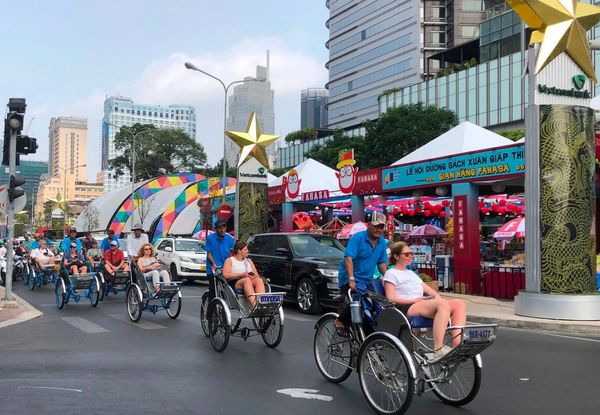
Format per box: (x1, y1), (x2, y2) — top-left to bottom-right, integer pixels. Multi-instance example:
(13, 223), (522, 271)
(200, 264), (206, 271)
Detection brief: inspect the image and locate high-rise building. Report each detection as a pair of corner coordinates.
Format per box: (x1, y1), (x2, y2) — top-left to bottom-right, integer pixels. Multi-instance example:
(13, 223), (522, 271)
(48, 116), (88, 181)
(225, 60), (275, 168)
(326, 0), (487, 130)
(301, 88), (329, 129)
(100, 96), (197, 192)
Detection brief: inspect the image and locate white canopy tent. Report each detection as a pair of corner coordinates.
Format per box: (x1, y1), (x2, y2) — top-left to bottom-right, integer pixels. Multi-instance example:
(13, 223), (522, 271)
(280, 158), (342, 202)
(392, 121), (514, 165)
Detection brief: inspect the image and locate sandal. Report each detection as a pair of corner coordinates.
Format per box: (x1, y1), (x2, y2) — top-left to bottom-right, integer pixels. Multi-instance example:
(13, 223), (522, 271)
(334, 322), (350, 338)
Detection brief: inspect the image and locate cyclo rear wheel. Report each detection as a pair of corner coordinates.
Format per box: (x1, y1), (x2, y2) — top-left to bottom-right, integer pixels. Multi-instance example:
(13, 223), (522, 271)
(260, 308), (284, 348)
(166, 292), (182, 319)
(55, 278), (66, 310)
(126, 284), (143, 322)
(207, 299), (230, 353)
(313, 314), (353, 383)
(357, 333), (415, 415)
(200, 291), (210, 336)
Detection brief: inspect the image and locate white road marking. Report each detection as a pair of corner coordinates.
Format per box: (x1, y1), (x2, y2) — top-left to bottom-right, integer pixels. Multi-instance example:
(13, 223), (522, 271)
(178, 314), (202, 326)
(108, 314), (166, 330)
(18, 386), (82, 393)
(519, 378), (530, 381)
(60, 317), (109, 334)
(277, 388), (333, 402)
(503, 327), (600, 343)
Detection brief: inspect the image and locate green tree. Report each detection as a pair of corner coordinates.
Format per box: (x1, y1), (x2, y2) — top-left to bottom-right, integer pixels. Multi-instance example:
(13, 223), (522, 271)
(362, 103), (457, 167)
(305, 130), (368, 169)
(499, 129), (525, 141)
(109, 123), (208, 180)
(198, 158), (237, 179)
(268, 167), (288, 177)
(284, 127), (318, 144)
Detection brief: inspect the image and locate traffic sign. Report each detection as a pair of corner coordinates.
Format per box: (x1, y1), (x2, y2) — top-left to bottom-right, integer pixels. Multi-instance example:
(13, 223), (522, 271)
(217, 204), (232, 220)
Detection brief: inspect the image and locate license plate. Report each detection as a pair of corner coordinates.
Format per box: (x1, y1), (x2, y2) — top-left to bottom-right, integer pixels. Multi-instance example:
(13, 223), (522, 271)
(200, 264), (206, 271)
(257, 294), (282, 305)
(465, 328), (493, 341)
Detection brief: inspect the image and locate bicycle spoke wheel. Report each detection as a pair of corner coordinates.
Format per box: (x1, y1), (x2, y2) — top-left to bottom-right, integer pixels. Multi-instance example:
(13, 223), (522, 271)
(200, 291), (210, 337)
(313, 314), (353, 383)
(260, 309), (284, 348)
(358, 333), (414, 415)
(429, 357), (481, 406)
(126, 285), (143, 322)
(208, 300), (230, 353)
(166, 292), (182, 319)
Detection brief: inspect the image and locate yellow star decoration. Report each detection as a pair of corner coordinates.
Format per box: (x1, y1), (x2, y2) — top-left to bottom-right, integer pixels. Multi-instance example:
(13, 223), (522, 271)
(225, 112), (279, 168)
(507, 0), (600, 82)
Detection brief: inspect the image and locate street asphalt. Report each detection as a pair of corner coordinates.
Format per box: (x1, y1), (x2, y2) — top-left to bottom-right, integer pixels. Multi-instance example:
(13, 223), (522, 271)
(0, 282), (598, 414)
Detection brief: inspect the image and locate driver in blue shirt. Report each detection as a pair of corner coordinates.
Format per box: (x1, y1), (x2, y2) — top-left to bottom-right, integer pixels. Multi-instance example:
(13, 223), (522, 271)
(335, 213), (388, 335)
(101, 229), (120, 252)
(205, 219), (235, 299)
(61, 228), (83, 253)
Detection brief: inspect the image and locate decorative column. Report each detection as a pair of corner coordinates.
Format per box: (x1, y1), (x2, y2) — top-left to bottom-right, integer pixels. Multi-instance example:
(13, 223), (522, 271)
(508, 0), (600, 319)
(451, 183), (480, 294)
(226, 112), (279, 241)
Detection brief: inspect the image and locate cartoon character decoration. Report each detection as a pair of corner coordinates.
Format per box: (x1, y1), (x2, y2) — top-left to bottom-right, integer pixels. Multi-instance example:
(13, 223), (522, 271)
(336, 148), (359, 194)
(282, 168), (301, 199)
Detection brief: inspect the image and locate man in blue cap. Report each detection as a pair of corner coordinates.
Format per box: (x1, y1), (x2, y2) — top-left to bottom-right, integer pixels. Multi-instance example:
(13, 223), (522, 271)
(205, 219), (235, 298)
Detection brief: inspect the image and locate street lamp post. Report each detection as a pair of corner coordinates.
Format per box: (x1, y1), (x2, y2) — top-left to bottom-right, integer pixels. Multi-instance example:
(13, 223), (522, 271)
(184, 62), (264, 203)
(103, 122), (155, 224)
(56, 163), (86, 230)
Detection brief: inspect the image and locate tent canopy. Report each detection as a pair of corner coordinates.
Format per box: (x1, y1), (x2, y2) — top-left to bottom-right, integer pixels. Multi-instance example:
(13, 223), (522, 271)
(280, 158), (342, 200)
(392, 121), (514, 166)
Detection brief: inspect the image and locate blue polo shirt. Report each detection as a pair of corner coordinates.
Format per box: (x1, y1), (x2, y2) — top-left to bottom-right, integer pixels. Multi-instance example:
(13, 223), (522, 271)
(338, 230), (388, 290)
(61, 237), (83, 254)
(205, 232), (235, 276)
(101, 235), (120, 252)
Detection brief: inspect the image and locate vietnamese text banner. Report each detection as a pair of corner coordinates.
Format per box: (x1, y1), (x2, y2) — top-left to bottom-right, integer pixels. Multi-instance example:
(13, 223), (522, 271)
(382, 144), (524, 191)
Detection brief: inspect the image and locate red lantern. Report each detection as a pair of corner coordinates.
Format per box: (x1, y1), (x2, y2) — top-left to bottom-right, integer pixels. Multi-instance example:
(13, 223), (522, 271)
(491, 204), (499, 212)
(439, 211), (446, 218)
(478, 201), (484, 208)
(424, 202), (432, 210)
(408, 210), (415, 217)
(498, 206), (507, 215)
(424, 210), (431, 217)
(499, 199), (507, 206)
(401, 206), (408, 215)
(442, 200), (450, 207)
(481, 207), (490, 215)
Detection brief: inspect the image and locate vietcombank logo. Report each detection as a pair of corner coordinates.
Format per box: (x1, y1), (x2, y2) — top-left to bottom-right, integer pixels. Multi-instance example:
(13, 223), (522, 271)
(537, 73), (590, 98)
(572, 74), (586, 90)
(258, 167), (265, 174)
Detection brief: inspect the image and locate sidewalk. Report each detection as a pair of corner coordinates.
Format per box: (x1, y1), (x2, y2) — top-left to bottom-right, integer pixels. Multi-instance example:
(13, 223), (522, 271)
(442, 292), (600, 336)
(0, 286), (43, 329)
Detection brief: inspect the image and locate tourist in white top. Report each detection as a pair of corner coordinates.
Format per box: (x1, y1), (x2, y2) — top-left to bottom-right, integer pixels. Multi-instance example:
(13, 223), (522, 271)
(383, 241), (466, 357)
(127, 223), (149, 260)
(222, 240), (264, 306)
(30, 239), (56, 268)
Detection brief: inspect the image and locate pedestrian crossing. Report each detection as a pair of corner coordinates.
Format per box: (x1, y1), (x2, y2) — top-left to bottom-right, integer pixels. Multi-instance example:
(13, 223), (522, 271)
(53, 309), (316, 335)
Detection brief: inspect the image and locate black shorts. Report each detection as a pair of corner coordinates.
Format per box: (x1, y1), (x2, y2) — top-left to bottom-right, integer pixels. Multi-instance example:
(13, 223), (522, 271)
(396, 304), (412, 315)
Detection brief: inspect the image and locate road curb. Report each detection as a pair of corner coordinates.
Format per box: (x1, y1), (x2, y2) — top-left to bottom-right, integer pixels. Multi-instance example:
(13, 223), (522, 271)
(0, 290), (44, 329)
(468, 315), (600, 336)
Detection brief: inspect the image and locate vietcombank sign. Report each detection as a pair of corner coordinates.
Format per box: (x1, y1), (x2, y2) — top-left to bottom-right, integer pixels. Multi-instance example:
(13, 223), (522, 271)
(537, 74), (591, 98)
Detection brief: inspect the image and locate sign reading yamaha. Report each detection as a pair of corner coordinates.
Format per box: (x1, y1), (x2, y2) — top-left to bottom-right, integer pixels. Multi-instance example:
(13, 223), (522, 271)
(382, 144), (524, 191)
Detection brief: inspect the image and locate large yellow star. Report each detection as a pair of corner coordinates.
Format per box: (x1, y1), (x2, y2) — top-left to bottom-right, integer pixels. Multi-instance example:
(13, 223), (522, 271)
(225, 112), (279, 168)
(508, 0), (600, 82)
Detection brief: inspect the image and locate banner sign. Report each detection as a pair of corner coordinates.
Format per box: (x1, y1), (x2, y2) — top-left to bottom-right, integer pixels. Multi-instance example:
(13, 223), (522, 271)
(268, 185), (285, 205)
(453, 195), (468, 253)
(382, 144), (524, 191)
(352, 168), (382, 196)
(208, 177), (221, 198)
(301, 189), (330, 202)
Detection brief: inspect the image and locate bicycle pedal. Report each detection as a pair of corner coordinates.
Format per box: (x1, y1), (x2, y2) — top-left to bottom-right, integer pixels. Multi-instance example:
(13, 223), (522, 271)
(416, 378), (425, 396)
(241, 327), (250, 341)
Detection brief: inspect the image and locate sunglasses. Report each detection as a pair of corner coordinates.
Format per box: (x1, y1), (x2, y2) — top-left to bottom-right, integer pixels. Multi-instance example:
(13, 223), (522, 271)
(401, 252), (414, 257)
(144, 248), (152, 251)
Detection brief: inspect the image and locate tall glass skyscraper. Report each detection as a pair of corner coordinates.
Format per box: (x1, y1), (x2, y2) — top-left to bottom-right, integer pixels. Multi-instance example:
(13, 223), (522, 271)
(301, 88), (329, 129)
(225, 63), (275, 168)
(100, 96), (197, 192)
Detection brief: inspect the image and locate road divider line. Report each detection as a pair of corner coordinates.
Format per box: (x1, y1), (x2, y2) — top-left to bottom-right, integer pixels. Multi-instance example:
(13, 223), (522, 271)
(60, 317), (109, 334)
(277, 388), (333, 401)
(108, 314), (166, 330)
(18, 386), (82, 393)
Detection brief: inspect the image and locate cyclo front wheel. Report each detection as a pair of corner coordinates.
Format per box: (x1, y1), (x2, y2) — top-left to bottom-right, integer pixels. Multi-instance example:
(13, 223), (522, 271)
(429, 357), (481, 406)
(166, 292), (182, 319)
(357, 333), (415, 415)
(260, 307), (284, 348)
(207, 299), (230, 353)
(313, 314), (353, 383)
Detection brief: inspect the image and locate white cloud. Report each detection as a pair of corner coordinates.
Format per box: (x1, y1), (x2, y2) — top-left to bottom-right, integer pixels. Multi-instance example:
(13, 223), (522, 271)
(31, 36), (327, 181)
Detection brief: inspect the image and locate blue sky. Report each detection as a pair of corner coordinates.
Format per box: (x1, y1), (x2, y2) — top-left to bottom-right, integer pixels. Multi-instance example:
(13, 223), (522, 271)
(1, 0), (330, 179)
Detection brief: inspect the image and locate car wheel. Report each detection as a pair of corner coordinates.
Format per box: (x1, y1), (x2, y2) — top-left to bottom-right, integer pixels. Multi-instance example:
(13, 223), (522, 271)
(296, 277), (320, 314)
(170, 263), (179, 281)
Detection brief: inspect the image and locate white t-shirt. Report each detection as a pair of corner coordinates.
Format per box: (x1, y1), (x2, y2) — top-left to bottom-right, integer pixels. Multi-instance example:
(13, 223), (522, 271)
(229, 257), (251, 275)
(127, 233), (149, 257)
(383, 268), (423, 300)
(31, 248), (55, 264)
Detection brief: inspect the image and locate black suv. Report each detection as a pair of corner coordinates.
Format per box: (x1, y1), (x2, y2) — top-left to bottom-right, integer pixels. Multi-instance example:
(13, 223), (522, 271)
(247, 233), (345, 314)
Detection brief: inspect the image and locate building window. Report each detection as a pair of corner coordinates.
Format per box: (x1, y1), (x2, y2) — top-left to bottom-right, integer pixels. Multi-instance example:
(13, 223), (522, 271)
(462, 0), (484, 11)
(461, 25), (480, 37)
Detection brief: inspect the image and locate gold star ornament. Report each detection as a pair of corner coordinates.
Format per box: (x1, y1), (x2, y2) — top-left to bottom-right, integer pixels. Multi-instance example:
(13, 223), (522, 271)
(225, 112), (279, 169)
(507, 0), (600, 82)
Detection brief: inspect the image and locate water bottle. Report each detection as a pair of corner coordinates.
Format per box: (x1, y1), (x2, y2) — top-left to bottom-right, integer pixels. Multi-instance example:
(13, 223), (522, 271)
(350, 300), (363, 324)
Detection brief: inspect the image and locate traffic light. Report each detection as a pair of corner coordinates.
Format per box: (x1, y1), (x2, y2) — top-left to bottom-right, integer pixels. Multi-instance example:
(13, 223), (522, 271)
(3, 111), (25, 166)
(16, 135), (38, 155)
(8, 174), (25, 203)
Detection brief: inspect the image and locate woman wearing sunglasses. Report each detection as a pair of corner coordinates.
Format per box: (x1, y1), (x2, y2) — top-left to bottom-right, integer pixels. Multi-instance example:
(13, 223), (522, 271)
(137, 243), (171, 293)
(383, 241), (466, 358)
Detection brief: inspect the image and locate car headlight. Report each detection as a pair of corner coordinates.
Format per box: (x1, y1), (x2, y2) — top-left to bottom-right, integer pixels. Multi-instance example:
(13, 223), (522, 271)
(179, 256), (192, 263)
(318, 268), (339, 278)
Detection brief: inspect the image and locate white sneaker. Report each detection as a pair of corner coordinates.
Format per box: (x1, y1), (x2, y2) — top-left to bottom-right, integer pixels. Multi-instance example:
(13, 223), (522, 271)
(434, 345), (453, 359)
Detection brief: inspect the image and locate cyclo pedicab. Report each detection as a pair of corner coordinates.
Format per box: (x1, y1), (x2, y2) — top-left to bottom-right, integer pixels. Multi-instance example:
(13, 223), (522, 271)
(125, 261), (182, 322)
(200, 269), (285, 352)
(313, 280), (497, 415)
(89, 257), (129, 301)
(55, 263), (101, 309)
(29, 254), (59, 291)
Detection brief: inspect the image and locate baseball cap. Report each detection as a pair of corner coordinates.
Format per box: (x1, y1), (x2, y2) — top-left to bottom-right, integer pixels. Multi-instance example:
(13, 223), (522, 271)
(110, 240), (119, 246)
(369, 212), (387, 226)
(215, 219), (227, 228)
